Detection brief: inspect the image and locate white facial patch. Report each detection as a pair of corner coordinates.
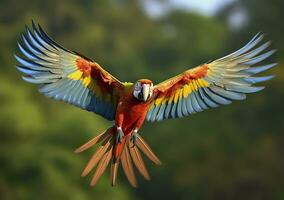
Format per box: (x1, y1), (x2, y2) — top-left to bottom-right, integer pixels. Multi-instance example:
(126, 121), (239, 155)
(133, 82), (142, 100)
(133, 81), (153, 101)
(134, 82), (142, 91)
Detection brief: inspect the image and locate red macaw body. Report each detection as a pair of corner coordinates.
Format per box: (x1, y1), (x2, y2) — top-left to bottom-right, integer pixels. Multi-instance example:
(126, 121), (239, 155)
(116, 83), (150, 135)
(75, 58), (151, 136)
(15, 22), (276, 188)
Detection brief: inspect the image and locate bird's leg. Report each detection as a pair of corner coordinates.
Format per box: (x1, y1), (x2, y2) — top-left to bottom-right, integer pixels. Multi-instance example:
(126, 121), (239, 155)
(116, 126), (124, 144)
(115, 112), (124, 144)
(130, 128), (138, 147)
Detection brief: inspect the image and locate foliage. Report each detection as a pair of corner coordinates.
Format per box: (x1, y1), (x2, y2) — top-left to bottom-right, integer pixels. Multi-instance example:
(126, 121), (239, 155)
(0, 0), (283, 199)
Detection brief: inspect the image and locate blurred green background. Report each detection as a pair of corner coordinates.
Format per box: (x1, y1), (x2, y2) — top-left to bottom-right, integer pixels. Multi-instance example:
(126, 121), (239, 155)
(0, 0), (283, 199)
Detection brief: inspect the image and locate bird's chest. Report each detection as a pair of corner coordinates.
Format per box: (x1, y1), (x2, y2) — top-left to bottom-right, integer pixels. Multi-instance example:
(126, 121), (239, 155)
(117, 96), (150, 131)
(126, 102), (149, 119)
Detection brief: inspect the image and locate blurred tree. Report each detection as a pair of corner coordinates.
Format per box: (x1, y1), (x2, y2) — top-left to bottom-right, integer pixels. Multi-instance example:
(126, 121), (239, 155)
(0, 0), (283, 199)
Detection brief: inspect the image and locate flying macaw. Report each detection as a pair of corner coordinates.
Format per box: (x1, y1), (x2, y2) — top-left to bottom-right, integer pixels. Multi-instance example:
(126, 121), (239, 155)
(15, 22), (276, 188)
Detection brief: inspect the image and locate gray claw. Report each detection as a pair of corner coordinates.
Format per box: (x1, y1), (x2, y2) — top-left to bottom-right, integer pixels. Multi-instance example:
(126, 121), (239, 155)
(130, 131), (138, 147)
(116, 128), (124, 144)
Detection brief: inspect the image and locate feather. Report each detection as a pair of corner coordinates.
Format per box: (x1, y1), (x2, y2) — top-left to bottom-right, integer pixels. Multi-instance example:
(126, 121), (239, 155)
(194, 91), (208, 110)
(110, 161), (119, 186)
(15, 55), (48, 71)
(90, 146), (113, 187)
(125, 144), (137, 186)
(186, 95), (196, 114)
(16, 23), (123, 121)
(177, 96), (184, 118)
(78, 86), (89, 108)
(22, 76), (55, 84)
(244, 75), (275, 84)
(39, 79), (66, 93)
(146, 106), (154, 121)
(32, 73), (61, 80)
(129, 142), (150, 180)
(81, 138), (111, 177)
(26, 28), (58, 61)
(147, 34), (275, 123)
(170, 103), (177, 118)
(245, 63), (277, 74)
(243, 41), (271, 59)
(26, 25), (47, 53)
(226, 85), (265, 93)
(76, 127), (161, 187)
(46, 79), (73, 99)
(121, 144), (137, 188)
(199, 88), (219, 108)
(82, 89), (93, 109)
(86, 96), (97, 112)
(203, 88), (231, 105)
(156, 103), (166, 122)
(32, 21), (58, 53)
(16, 66), (42, 76)
(215, 33), (263, 62)
(136, 135), (161, 165)
(164, 102), (172, 119)
(125, 142), (138, 184)
(70, 82), (85, 106)
(17, 42), (37, 60)
(21, 34), (43, 56)
(209, 85), (246, 100)
(149, 104), (161, 122)
(62, 80), (78, 103)
(243, 50), (276, 65)
(190, 92), (203, 112)
(74, 127), (113, 153)
(38, 23), (72, 53)
(181, 97), (189, 116)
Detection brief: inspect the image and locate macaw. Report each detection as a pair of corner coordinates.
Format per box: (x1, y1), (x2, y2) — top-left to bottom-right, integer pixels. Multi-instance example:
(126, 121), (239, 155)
(15, 22), (276, 188)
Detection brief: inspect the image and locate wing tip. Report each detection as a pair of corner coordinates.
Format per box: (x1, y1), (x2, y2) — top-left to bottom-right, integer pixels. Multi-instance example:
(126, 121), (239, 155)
(22, 76), (35, 83)
(245, 75), (275, 84)
(14, 54), (20, 61)
(252, 86), (265, 93)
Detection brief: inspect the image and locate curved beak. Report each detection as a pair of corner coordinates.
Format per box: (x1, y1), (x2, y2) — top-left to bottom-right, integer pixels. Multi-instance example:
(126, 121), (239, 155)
(142, 84), (150, 101)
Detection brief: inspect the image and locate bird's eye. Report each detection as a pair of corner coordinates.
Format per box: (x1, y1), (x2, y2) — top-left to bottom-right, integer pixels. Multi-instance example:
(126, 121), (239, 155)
(135, 83), (140, 90)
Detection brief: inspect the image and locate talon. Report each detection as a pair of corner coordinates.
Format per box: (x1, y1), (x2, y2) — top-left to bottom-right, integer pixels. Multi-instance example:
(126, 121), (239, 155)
(116, 127), (124, 144)
(130, 130), (138, 147)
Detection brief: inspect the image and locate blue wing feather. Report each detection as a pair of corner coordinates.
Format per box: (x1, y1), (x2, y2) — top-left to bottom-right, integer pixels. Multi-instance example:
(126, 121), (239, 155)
(164, 103), (172, 119)
(16, 23), (118, 121)
(177, 98), (184, 118)
(193, 92), (208, 110)
(156, 103), (166, 121)
(245, 63), (277, 74)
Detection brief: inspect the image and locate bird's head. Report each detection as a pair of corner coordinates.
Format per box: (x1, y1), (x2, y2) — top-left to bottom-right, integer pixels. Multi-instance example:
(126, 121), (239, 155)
(133, 79), (153, 102)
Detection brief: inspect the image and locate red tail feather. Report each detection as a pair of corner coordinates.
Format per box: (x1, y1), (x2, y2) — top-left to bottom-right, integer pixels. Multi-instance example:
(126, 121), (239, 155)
(113, 137), (126, 162)
(75, 126), (162, 187)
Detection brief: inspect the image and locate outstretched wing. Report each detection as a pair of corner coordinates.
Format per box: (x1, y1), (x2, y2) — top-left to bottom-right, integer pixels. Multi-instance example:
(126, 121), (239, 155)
(15, 22), (124, 120)
(147, 33), (276, 122)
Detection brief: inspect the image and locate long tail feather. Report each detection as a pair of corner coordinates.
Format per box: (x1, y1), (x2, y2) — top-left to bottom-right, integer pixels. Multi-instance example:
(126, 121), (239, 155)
(81, 136), (113, 176)
(110, 161), (119, 186)
(136, 135), (162, 165)
(110, 137), (126, 186)
(74, 127), (113, 153)
(121, 144), (138, 187)
(129, 141), (151, 180)
(113, 137), (126, 162)
(90, 146), (113, 186)
(76, 128), (161, 187)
